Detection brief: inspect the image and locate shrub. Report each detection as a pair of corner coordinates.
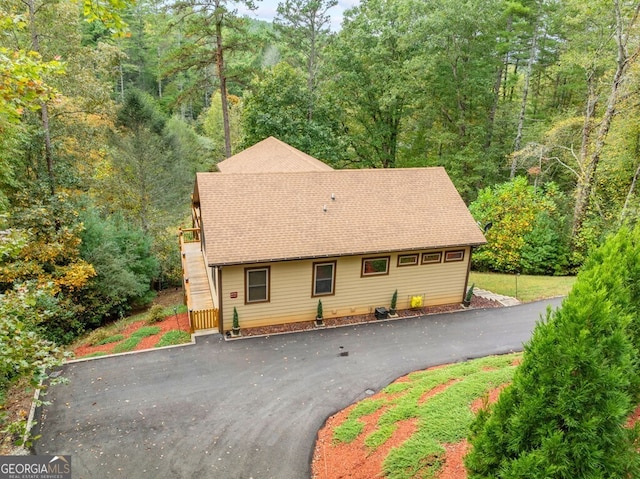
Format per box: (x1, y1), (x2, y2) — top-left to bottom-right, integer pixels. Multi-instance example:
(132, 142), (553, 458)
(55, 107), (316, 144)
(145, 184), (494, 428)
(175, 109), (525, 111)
(469, 178), (569, 274)
(146, 304), (166, 324)
(465, 225), (640, 478)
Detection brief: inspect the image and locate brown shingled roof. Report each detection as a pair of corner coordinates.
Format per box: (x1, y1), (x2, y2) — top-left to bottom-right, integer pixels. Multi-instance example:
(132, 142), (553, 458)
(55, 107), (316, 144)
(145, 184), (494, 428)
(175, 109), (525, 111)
(216, 137), (333, 173)
(196, 167), (486, 266)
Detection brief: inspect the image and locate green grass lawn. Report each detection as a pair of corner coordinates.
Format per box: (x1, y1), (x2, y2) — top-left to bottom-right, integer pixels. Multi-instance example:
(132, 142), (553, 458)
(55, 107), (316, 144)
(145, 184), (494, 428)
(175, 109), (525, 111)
(330, 354), (521, 478)
(469, 272), (576, 302)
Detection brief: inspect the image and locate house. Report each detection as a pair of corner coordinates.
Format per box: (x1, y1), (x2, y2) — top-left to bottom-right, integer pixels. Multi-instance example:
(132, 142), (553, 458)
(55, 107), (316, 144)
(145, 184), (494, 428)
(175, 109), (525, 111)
(181, 140), (486, 334)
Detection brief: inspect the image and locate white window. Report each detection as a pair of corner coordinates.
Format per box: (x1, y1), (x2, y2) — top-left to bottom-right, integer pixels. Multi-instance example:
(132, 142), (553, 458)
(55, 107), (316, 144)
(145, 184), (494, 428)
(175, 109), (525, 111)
(245, 267), (269, 303)
(313, 262), (336, 296)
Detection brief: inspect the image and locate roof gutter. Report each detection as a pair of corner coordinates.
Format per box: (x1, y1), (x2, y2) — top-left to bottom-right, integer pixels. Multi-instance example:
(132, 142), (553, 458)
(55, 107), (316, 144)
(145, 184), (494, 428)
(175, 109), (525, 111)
(208, 242), (487, 268)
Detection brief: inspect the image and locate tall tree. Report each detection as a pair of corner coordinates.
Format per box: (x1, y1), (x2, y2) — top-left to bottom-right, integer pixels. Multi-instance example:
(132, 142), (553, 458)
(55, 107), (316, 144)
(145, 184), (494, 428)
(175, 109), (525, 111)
(241, 62), (345, 164)
(570, 0), (640, 240)
(167, 0), (258, 158)
(274, 0), (336, 120)
(103, 89), (172, 233)
(326, 0), (424, 168)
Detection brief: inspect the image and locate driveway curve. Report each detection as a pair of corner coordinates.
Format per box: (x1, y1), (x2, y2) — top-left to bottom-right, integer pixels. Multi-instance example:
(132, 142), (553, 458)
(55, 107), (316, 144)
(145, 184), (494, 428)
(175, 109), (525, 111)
(35, 298), (562, 479)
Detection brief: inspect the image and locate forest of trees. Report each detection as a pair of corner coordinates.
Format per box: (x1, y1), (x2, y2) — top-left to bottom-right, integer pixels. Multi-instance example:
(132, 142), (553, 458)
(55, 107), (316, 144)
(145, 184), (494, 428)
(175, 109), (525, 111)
(2, 0), (640, 442)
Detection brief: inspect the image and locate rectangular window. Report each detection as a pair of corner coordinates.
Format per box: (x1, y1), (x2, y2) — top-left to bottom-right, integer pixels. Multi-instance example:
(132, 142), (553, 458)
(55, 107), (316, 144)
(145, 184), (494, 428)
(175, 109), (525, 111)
(245, 267), (269, 303)
(362, 257), (390, 276)
(313, 261), (336, 296)
(444, 250), (465, 262)
(397, 254), (419, 267)
(421, 252), (442, 264)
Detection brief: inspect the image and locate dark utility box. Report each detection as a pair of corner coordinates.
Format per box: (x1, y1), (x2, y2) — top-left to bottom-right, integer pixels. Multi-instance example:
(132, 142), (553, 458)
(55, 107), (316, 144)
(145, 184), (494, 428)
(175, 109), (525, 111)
(375, 307), (389, 320)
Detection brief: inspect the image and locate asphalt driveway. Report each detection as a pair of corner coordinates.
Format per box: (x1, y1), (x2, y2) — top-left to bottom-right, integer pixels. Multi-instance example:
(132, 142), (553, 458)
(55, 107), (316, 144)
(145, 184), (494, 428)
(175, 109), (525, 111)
(34, 298), (563, 479)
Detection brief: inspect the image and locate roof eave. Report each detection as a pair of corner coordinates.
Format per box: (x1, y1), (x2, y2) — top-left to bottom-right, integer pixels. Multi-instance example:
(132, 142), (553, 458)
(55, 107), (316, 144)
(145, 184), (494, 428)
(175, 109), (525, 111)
(208, 240), (487, 267)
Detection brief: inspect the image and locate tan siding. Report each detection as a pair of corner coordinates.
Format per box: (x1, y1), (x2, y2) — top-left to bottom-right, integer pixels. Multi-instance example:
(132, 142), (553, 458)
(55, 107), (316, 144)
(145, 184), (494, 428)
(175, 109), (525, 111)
(220, 247), (471, 330)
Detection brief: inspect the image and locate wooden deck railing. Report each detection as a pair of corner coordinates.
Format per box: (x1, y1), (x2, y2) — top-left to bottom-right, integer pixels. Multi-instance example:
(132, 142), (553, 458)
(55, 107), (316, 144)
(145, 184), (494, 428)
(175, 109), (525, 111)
(190, 308), (219, 331)
(179, 227), (200, 244)
(179, 227), (218, 333)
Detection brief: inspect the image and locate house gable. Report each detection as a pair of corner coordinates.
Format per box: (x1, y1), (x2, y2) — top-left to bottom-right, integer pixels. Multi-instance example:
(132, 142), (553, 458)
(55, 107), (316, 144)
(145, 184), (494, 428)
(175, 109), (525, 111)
(216, 136), (333, 173)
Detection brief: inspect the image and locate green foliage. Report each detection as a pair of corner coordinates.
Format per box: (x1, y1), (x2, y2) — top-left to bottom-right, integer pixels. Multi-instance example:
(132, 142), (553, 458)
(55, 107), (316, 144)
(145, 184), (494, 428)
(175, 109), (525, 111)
(0, 285), (69, 388)
(326, 0), (426, 169)
(470, 177), (570, 274)
(0, 284), (69, 445)
(79, 209), (158, 326)
(131, 326), (161, 338)
(350, 399), (385, 419)
(465, 225), (640, 478)
(232, 307), (240, 330)
(0, 194), (96, 343)
(200, 92), (244, 162)
(390, 289), (398, 311)
(241, 62), (346, 165)
(364, 423), (396, 451)
(146, 304), (166, 324)
(112, 336), (141, 353)
(326, 354), (520, 476)
(155, 330), (191, 347)
(316, 299), (323, 319)
(94, 334), (125, 346)
(0, 10), (65, 122)
(332, 418), (365, 444)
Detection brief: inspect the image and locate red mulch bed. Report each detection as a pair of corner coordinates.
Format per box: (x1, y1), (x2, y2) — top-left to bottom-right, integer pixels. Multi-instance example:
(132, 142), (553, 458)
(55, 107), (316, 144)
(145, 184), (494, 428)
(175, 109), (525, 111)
(73, 312), (191, 359)
(313, 357), (640, 479)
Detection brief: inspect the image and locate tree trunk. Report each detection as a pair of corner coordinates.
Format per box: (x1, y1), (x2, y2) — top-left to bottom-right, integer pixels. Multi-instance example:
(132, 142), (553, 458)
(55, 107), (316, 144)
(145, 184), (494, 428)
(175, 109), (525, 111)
(619, 161), (640, 225)
(41, 103), (55, 196)
(307, 15), (316, 121)
(215, 17), (232, 159)
(28, 0), (55, 195)
(571, 0), (640, 239)
(511, 23), (538, 178)
(485, 15), (512, 150)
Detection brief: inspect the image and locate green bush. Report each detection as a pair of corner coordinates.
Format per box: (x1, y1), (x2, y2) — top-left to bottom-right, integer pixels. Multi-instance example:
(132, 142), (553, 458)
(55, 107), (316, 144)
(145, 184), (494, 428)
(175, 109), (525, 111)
(470, 178), (570, 275)
(465, 225), (640, 478)
(146, 305), (166, 324)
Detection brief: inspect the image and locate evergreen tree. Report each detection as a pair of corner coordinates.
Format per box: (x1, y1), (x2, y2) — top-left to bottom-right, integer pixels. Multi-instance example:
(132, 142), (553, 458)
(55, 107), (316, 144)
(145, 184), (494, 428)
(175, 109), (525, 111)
(465, 225), (640, 478)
